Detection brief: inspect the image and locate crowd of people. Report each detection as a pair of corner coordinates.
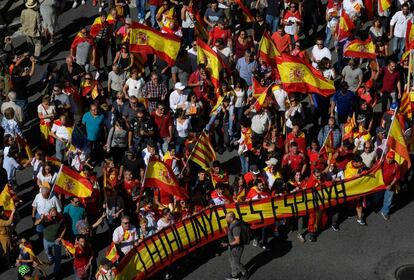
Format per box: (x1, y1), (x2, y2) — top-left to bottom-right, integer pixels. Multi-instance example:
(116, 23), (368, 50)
(0, 0), (414, 279)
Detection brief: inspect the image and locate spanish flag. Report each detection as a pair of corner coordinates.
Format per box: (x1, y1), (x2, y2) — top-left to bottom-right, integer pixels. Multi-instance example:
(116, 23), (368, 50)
(70, 32), (95, 57)
(378, 0), (391, 13)
(144, 157), (189, 199)
(0, 184), (15, 215)
(16, 135), (33, 160)
(210, 95), (224, 116)
(320, 129), (334, 159)
(61, 239), (75, 256)
(54, 165), (93, 198)
(253, 77), (271, 110)
(189, 131), (216, 170)
(194, 11), (209, 41)
(105, 242), (120, 263)
(344, 38), (376, 59)
(338, 9), (355, 41)
(234, 0), (255, 23)
(129, 22), (181, 66)
(20, 244), (36, 257)
(90, 16), (104, 37)
(275, 54), (335, 97)
(258, 32), (280, 66)
(343, 113), (357, 141)
(400, 91), (413, 120)
(197, 38), (226, 88)
(387, 116), (411, 168)
(406, 20), (414, 50)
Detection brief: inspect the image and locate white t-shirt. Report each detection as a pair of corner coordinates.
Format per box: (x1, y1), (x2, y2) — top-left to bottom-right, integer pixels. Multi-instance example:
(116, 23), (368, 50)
(175, 119), (191, 138)
(390, 11), (413, 38)
(3, 155), (20, 181)
(32, 193), (62, 215)
(251, 111), (271, 134)
(233, 88), (246, 108)
(37, 171), (57, 187)
(37, 104), (56, 124)
(157, 218), (174, 231)
(51, 123), (71, 141)
(273, 87), (288, 112)
(311, 46), (332, 68)
(126, 78), (145, 98)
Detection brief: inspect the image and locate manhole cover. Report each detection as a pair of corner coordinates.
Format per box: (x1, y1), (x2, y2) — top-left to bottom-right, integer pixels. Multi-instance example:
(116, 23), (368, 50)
(395, 264), (414, 280)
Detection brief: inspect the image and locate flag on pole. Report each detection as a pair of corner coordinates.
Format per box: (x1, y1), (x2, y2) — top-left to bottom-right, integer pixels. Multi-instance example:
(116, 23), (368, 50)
(258, 32), (280, 66)
(189, 131), (216, 170)
(344, 38), (376, 59)
(194, 11), (209, 41)
(210, 95), (224, 116)
(320, 129), (334, 159)
(387, 117), (411, 168)
(275, 54), (335, 97)
(234, 0), (255, 23)
(406, 20), (414, 50)
(378, 0), (391, 13)
(54, 165), (93, 198)
(400, 91), (413, 120)
(144, 157), (189, 199)
(197, 38), (227, 88)
(338, 9), (355, 41)
(343, 113), (357, 141)
(129, 22), (181, 66)
(105, 243), (120, 263)
(61, 239), (75, 256)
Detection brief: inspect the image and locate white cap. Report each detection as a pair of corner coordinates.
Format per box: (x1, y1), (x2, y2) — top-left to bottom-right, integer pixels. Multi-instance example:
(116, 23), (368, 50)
(175, 82), (186, 90)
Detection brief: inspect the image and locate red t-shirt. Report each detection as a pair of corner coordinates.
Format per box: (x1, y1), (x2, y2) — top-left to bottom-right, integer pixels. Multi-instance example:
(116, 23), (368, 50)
(271, 32), (291, 53)
(151, 111), (173, 138)
(209, 27), (231, 46)
(148, 0), (162, 6)
(282, 153), (306, 172)
(382, 161), (400, 185)
(188, 71), (210, 100)
(379, 67), (400, 93)
(285, 132), (307, 152)
(74, 245), (92, 269)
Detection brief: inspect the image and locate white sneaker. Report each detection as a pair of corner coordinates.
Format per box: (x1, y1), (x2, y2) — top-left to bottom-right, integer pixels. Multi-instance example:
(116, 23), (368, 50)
(72, 1), (78, 8)
(98, 6), (102, 12)
(252, 239), (258, 247)
(100, 1), (104, 6)
(81, 0), (86, 4)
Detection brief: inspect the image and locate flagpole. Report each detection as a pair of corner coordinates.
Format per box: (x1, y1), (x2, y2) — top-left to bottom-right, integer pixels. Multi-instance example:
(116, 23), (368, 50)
(406, 49), (413, 95)
(179, 128), (206, 177)
(319, 128), (332, 153)
(136, 156), (151, 209)
(380, 107), (398, 162)
(49, 164), (63, 200)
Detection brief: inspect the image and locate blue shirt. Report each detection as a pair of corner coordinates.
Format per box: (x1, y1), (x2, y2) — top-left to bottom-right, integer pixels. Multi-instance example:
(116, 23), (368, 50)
(236, 57), (257, 86)
(333, 90), (355, 117)
(82, 111), (104, 141)
(63, 204), (86, 235)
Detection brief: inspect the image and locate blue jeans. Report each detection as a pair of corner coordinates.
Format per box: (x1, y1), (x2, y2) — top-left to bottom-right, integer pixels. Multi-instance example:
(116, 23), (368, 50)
(43, 239), (61, 274)
(381, 189), (394, 215)
(150, 5), (158, 27)
(393, 37), (405, 60)
(55, 139), (66, 162)
(240, 154), (248, 174)
(266, 15), (279, 33)
(206, 107), (234, 139)
(35, 212), (44, 233)
(15, 99), (27, 121)
(136, 0), (147, 21)
(324, 27), (333, 48)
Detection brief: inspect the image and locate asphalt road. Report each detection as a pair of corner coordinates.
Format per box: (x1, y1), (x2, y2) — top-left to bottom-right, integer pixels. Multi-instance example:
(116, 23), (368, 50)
(1, 2), (414, 280)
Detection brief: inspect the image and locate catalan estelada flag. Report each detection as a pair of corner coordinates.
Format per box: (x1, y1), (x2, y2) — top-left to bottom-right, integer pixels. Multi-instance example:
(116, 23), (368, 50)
(344, 38), (376, 59)
(338, 9), (355, 41)
(129, 22), (180, 66)
(258, 32), (280, 66)
(197, 38), (226, 88)
(189, 131), (216, 170)
(400, 91), (413, 120)
(275, 54), (335, 97)
(388, 116), (411, 168)
(105, 242), (120, 263)
(234, 0), (255, 23)
(406, 20), (414, 50)
(144, 157), (189, 199)
(379, 0), (391, 13)
(54, 165), (93, 198)
(61, 239), (75, 256)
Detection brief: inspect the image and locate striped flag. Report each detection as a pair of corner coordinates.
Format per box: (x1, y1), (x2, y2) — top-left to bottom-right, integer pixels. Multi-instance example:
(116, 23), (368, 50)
(338, 9), (355, 41)
(258, 32), (280, 66)
(61, 239), (75, 256)
(105, 242), (120, 263)
(406, 20), (414, 50)
(343, 113), (357, 141)
(46, 156), (62, 167)
(344, 38), (376, 59)
(400, 91), (413, 120)
(54, 165), (93, 198)
(194, 11), (209, 41)
(189, 131), (216, 170)
(387, 116), (411, 168)
(209, 95), (224, 116)
(234, 0), (255, 23)
(378, 0), (391, 13)
(197, 38), (227, 88)
(0, 184), (15, 217)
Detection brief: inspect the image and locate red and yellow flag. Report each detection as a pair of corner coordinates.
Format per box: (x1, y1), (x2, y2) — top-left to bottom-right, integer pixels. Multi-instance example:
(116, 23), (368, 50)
(406, 20), (414, 50)
(61, 239), (76, 256)
(91, 84), (99, 100)
(189, 131), (216, 170)
(388, 117), (411, 168)
(194, 11), (209, 41)
(320, 129), (334, 159)
(338, 9), (355, 41)
(210, 95), (224, 116)
(379, 0), (391, 13)
(258, 32), (280, 66)
(129, 22), (181, 66)
(144, 157), (189, 199)
(90, 17), (104, 37)
(344, 38), (376, 59)
(197, 38), (226, 88)
(400, 91), (413, 120)
(343, 113), (357, 141)
(105, 242), (120, 263)
(253, 77), (271, 110)
(275, 54), (335, 97)
(54, 165), (93, 198)
(234, 0), (255, 23)
(16, 135), (33, 160)
(0, 184), (15, 216)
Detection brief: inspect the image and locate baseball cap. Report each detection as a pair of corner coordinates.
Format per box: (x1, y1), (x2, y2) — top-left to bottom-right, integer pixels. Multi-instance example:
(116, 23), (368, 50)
(386, 150), (395, 159)
(175, 82), (186, 90)
(265, 158), (278, 166)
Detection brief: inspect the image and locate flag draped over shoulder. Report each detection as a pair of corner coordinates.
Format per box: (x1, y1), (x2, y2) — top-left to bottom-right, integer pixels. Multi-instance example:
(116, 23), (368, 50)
(197, 38), (226, 88)
(129, 22), (181, 66)
(90, 17), (103, 37)
(378, 0), (391, 13)
(344, 38), (376, 59)
(406, 20), (414, 50)
(189, 131), (216, 170)
(275, 54), (335, 97)
(338, 9), (355, 41)
(258, 32), (280, 66)
(388, 117), (411, 168)
(144, 157), (189, 199)
(54, 165), (93, 198)
(234, 0), (255, 22)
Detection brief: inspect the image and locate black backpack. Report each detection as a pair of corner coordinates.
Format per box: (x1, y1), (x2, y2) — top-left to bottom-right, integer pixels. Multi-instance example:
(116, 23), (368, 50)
(239, 220), (251, 245)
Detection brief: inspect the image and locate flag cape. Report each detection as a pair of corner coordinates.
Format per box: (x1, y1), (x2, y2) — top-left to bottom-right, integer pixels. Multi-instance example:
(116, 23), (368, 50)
(400, 91), (413, 120)
(61, 239), (75, 256)
(189, 131), (216, 170)
(378, 0), (391, 13)
(338, 9), (355, 41)
(114, 166), (386, 280)
(129, 22), (181, 66)
(275, 54), (335, 97)
(144, 157), (189, 199)
(54, 165), (93, 198)
(388, 117), (411, 168)
(0, 184), (15, 215)
(258, 32), (280, 66)
(234, 0), (255, 23)
(406, 20), (414, 50)
(90, 17), (103, 37)
(106, 242), (120, 263)
(196, 38), (226, 88)
(344, 38), (376, 59)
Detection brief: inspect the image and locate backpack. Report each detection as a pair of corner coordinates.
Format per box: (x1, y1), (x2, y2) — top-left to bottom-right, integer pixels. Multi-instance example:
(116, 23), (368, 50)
(238, 220), (251, 245)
